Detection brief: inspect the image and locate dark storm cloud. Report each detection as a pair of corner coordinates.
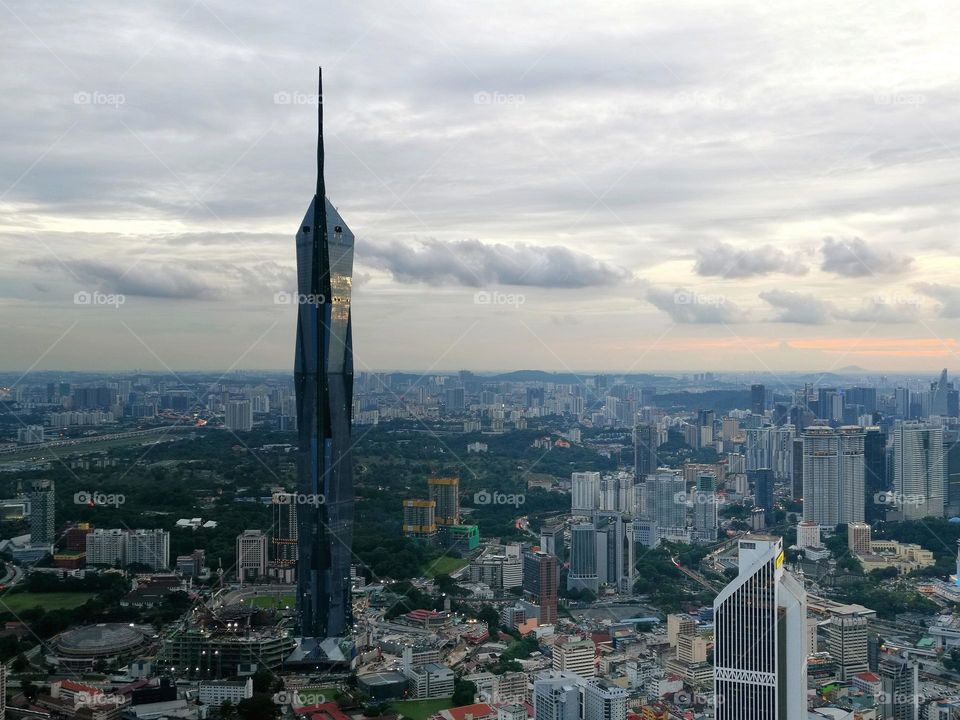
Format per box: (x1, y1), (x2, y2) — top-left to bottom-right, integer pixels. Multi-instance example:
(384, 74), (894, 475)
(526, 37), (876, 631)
(646, 286), (742, 324)
(759, 290), (832, 324)
(360, 238), (631, 288)
(694, 242), (806, 278)
(820, 237), (913, 277)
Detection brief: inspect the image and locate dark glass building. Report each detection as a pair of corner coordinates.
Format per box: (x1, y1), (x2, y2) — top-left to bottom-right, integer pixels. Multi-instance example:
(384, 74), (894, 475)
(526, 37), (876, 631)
(864, 426), (887, 523)
(294, 70), (356, 640)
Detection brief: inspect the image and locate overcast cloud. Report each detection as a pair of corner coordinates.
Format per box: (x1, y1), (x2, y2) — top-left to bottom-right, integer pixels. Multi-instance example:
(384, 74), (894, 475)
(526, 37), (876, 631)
(1, 0), (959, 372)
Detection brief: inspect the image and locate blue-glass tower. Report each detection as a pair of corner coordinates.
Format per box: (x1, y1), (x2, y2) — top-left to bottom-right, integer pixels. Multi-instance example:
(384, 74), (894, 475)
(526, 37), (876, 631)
(295, 68), (355, 640)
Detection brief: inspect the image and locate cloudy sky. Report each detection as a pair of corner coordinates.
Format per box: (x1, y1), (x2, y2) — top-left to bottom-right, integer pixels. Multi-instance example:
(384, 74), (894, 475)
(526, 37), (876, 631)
(2, 0), (959, 374)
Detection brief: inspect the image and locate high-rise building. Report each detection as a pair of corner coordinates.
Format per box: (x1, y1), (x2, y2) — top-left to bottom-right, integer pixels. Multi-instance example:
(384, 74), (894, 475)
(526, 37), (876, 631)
(692, 473), (718, 542)
(847, 522), (871, 555)
(714, 535), (807, 720)
(237, 529), (268, 583)
(827, 612), (868, 681)
(796, 520), (820, 549)
(428, 476), (460, 526)
(295, 69), (356, 641)
(29, 479), (55, 545)
(802, 426), (865, 528)
(634, 423), (658, 480)
(571, 472), (601, 514)
(582, 679), (627, 720)
(644, 472), (686, 533)
(892, 422), (945, 520)
(533, 671), (583, 720)
(402, 500), (437, 539)
(751, 384), (766, 415)
(224, 400), (253, 431)
(551, 638), (595, 678)
(539, 523), (563, 559)
(880, 654), (919, 720)
(568, 523), (598, 593)
(127, 529), (170, 570)
(791, 437), (804, 500)
(864, 427), (888, 522)
(594, 513), (635, 593)
(271, 490), (298, 567)
(749, 468), (775, 521)
(522, 550), (558, 624)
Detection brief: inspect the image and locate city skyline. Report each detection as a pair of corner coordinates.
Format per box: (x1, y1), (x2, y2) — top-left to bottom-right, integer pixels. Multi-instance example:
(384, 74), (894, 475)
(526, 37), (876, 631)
(3, 2), (960, 373)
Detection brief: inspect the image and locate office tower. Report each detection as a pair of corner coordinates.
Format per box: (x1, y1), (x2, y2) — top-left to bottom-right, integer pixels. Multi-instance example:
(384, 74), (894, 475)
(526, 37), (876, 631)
(893, 423), (946, 520)
(552, 638), (595, 678)
(895, 387), (911, 418)
(827, 612), (868, 681)
(127, 529), (170, 570)
(634, 423), (658, 480)
(29, 479), (55, 545)
(749, 468), (775, 522)
(931, 368), (951, 416)
(237, 529), (268, 583)
(540, 523), (563, 559)
(594, 513), (635, 593)
(864, 427), (888, 522)
(802, 426), (865, 528)
(847, 522), (871, 555)
(582, 679), (627, 720)
(272, 490), (298, 566)
(880, 654), (919, 720)
(746, 427), (773, 471)
(751, 384), (766, 415)
(444, 387), (465, 411)
(402, 500), (437, 539)
(427, 477), (460, 526)
(645, 471), (686, 532)
(796, 520), (820, 549)
(224, 399), (253, 431)
(945, 429), (960, 516)
(568, 523), (598, 593)
(772, 425), (795, 480)
(714, 535), (807, 720)
(791, 437), (804, 501)
(533, 672), (583, 720)
(523, 550), (558, 624)
(848, 387), (878, 415)
(294, 69), (356, 641)
(571, 471), (601, 514)
(693, 473), (718, 542)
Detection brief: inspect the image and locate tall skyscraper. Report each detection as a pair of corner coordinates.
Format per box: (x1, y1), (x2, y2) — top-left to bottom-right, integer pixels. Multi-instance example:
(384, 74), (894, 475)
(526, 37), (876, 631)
(271, 490), (298, 567)
(567, 522), (598, 593)
(693, 473), (718, 542)
(864, 427), (888, 523)
(29, 479), (55, 545)
(237, 529), (268, 583)
(523, 550), (558, 624)
(571, 471), (601, 514)
(633, 423), (658, 480)
(802, 426), (865, 528)
(225, 399), (253, 431)
(295, 68), (356, 640)
(594, 513), (635, 593)
(714, 535), (807, 720)
(428, 476), (460, 526)
(892, 422), (945, 520)
(880, 654), (919, 720)
(749, 468), (775, 522)
(827, 612), (868, 681)
(644, 471), (686, 532)
(751, 383), (766, 415)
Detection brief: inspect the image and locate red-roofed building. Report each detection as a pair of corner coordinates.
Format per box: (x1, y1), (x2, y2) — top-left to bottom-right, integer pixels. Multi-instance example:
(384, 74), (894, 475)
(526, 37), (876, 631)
(852, 670), (881, 695)
(438, 703), (495, 720)
(294, 702), (352, 720)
